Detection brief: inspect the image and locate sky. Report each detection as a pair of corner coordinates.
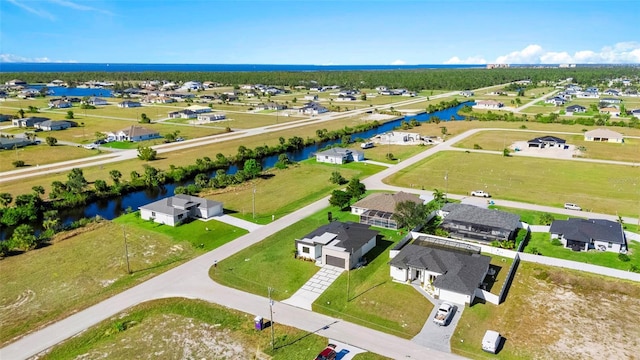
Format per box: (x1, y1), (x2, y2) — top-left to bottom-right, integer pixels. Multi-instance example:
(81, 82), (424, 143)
(1, 0), (639, 65)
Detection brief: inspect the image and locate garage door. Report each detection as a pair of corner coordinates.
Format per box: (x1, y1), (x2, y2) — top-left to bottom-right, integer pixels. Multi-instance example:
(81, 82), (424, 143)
(325, 255), (345, 269)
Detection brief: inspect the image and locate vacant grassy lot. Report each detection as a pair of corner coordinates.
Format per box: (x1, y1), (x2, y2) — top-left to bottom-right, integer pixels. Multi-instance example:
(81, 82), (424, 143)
(451, 262), (640, 359)
(201, 160), (385, 224)
(386, 151), (640, 216)
(0, 216), (245, 346)
(210, 206), (430, 339)
(356, 143), (430, 164)
(454, 130), (640, 162)
(525, 232), (640, 271)
(0, 144), (98, 172)
(41, 298), (368, 360)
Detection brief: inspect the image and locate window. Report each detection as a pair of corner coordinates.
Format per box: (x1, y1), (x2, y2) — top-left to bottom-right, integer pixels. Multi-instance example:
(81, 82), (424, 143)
(302, 246), (310, 254)
(178, 214), (184, 219)
(151, 212), (156, 217)
(608, 242), (612, 248)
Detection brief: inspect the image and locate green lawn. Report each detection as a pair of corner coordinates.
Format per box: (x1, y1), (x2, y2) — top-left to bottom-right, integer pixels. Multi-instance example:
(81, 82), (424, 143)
(114, 212), (248, 251)
(385, 151), (640, 217)
(525, 232), (640, 271)
(207, 159), (386, 225)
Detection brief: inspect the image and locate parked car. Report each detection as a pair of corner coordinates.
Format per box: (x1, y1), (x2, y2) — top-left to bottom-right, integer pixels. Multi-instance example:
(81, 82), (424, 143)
(314, 344), (337, 360)
(83, 143), (99, 150)
(482, 330), (502, 354)
(471, 190), (491, 198)
(564, 203), (582, 211)
(360, 141), (374, 149)
(433, 302), (455, 326)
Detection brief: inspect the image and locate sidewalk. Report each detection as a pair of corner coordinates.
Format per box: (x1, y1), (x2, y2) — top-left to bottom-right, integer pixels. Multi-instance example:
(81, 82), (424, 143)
(282, 265), (344, 310)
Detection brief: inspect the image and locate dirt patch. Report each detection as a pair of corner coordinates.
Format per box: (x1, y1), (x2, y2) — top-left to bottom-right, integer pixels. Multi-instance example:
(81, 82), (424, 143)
(517, 268), (640, 359)
(51, 314), (249, 360)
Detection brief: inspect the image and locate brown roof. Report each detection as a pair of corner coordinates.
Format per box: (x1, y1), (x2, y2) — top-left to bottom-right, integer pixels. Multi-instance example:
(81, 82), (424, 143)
(352, 191), (422, 213)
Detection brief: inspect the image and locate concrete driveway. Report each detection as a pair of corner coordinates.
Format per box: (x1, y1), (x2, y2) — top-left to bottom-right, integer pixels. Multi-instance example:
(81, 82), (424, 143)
(329, 339), (366, 360)
(412, 300), (464, 353)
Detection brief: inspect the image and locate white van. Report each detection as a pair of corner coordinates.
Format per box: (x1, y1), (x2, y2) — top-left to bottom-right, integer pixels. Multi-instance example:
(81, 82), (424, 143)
(360, 142), (374, 149)
(482, 330), (502, 354)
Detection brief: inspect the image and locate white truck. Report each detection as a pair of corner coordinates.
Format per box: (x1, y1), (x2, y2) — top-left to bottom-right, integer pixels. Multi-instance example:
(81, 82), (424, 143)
(432, 302), (454, 326)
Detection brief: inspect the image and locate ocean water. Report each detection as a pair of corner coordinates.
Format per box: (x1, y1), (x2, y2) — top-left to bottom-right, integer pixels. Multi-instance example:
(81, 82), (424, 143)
(0, 63), (485, 73)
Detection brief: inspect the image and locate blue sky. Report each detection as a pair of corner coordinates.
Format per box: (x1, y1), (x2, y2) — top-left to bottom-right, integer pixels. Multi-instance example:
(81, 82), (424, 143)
(1, 0), (639, 64)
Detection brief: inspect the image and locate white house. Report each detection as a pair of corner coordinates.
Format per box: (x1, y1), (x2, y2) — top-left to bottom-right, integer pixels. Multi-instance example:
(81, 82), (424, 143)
(299, 102), (328, 115)
(139, 195), (223, 227)
(474, 100), (504, 109)
(118, 101), (142, 108)
(390, 236), (491, 305)
(295, 222), (378, 270)
(549, 218), (627, 253)
(87, 97), (108, 106)
(315, 147), (364, 164)
(107, 125), (160, 142)
(185, 104), (212, 114)
(304, 94), (319, 101)
(584, 128), (624, 143)
(197, 113), (226, 121)
(48, 99), (72, 108)
(34, 120), (72, 131)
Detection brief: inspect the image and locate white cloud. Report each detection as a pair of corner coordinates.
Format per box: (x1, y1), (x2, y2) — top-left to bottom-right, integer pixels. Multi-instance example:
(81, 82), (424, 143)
(444, 56), (487, 64)
(7, 0), (55, 20)
(0, 54), (77, 63)
(391, 59), (406, 65)
(492, 42), (640, 64)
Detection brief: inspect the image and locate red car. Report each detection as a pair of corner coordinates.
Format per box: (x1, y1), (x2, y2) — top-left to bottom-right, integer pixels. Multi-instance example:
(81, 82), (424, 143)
(315, 344), (337, 360)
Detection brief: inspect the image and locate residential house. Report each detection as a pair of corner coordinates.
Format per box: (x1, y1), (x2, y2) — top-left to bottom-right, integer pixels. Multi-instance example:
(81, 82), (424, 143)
(35, 120), (72, 131)
(139, 194), (223, 227)
(87, 97), (108, 106)
(526, 136), (567, 148)
(304, 94), (319, 101)
(565, 104), (586, 115)
(335, 95), (357, 102)
(599, 107), (621, 117)
(299, 102), (328, 115)
(600, 98), (622, 105)
(179, 81), (202, 91)
(583, 128), (624, 143)
(6, 79), (27, 86)
(389, 236), (491, 305)
(185, 105), (212, 114)
(474, 100), (504, 109)
(544, 97), (566, 106)
(459, 90), (474, 97)
(107, 125), (160, 142)
(351, 191), (424, 229)
(197, 113), (226, 121)
(315, 147), (364, 164)
(576, 90), (599, 99)
(375, 86), (388, 92)
(603, 89), (620, 96)
(0, 137), (34, 150)
(118, 101), (142, 108)
(0, 114), (12, 122)
(12, 117), (48, 128)
(168, 109), (197, 119)
(439, 203), (521, 243)
(549, 218), (626, 252)
(630, 109), (640, 118)
(48, 99), (72, 108)
(255, 102), (287, 111)
(295, 221), (378, 270)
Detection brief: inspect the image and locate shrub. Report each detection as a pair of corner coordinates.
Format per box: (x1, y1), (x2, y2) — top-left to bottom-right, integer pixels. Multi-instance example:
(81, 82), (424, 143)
(385, 152), (395, 161)
(527, 247), (541, 255)
(618, 253), (630, 262)
(12, 160), (26, 167)
(539, 212), (555, 225)
(473, 144), (482, 149)
(434, 228), (449, 237)
(551, 238), (562, 246)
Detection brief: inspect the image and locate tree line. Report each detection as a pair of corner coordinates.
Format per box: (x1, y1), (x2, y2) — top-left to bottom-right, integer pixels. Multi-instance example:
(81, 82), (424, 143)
(2, 67), (638, 92)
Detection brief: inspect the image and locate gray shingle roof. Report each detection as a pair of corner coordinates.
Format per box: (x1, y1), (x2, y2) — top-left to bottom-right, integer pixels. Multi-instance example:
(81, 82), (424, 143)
(301, 221), (378, 253)
(441, 203), (520, 231)
(549, 218), (625, 244)
(139, 195), (221, 215)
(527, 136), (566, 145)
(390, 244), (490, 295)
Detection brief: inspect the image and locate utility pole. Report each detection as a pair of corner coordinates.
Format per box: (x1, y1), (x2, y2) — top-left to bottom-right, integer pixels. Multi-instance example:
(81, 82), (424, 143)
(268, 287), (275, 349)
(252, 185), (257, 220)
(444, 171), (449, 202)
(346, 267), (350, 302)
(123, 225), (131, 274)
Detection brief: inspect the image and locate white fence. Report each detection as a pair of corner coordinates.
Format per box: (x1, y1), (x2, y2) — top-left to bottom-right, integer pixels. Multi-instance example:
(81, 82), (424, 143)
(475, 288), (500, 305)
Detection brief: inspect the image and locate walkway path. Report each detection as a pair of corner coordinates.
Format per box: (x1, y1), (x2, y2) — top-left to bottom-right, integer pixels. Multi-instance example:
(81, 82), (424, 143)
(282, 265), (345, 310)
(210, 214), (263, 232)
